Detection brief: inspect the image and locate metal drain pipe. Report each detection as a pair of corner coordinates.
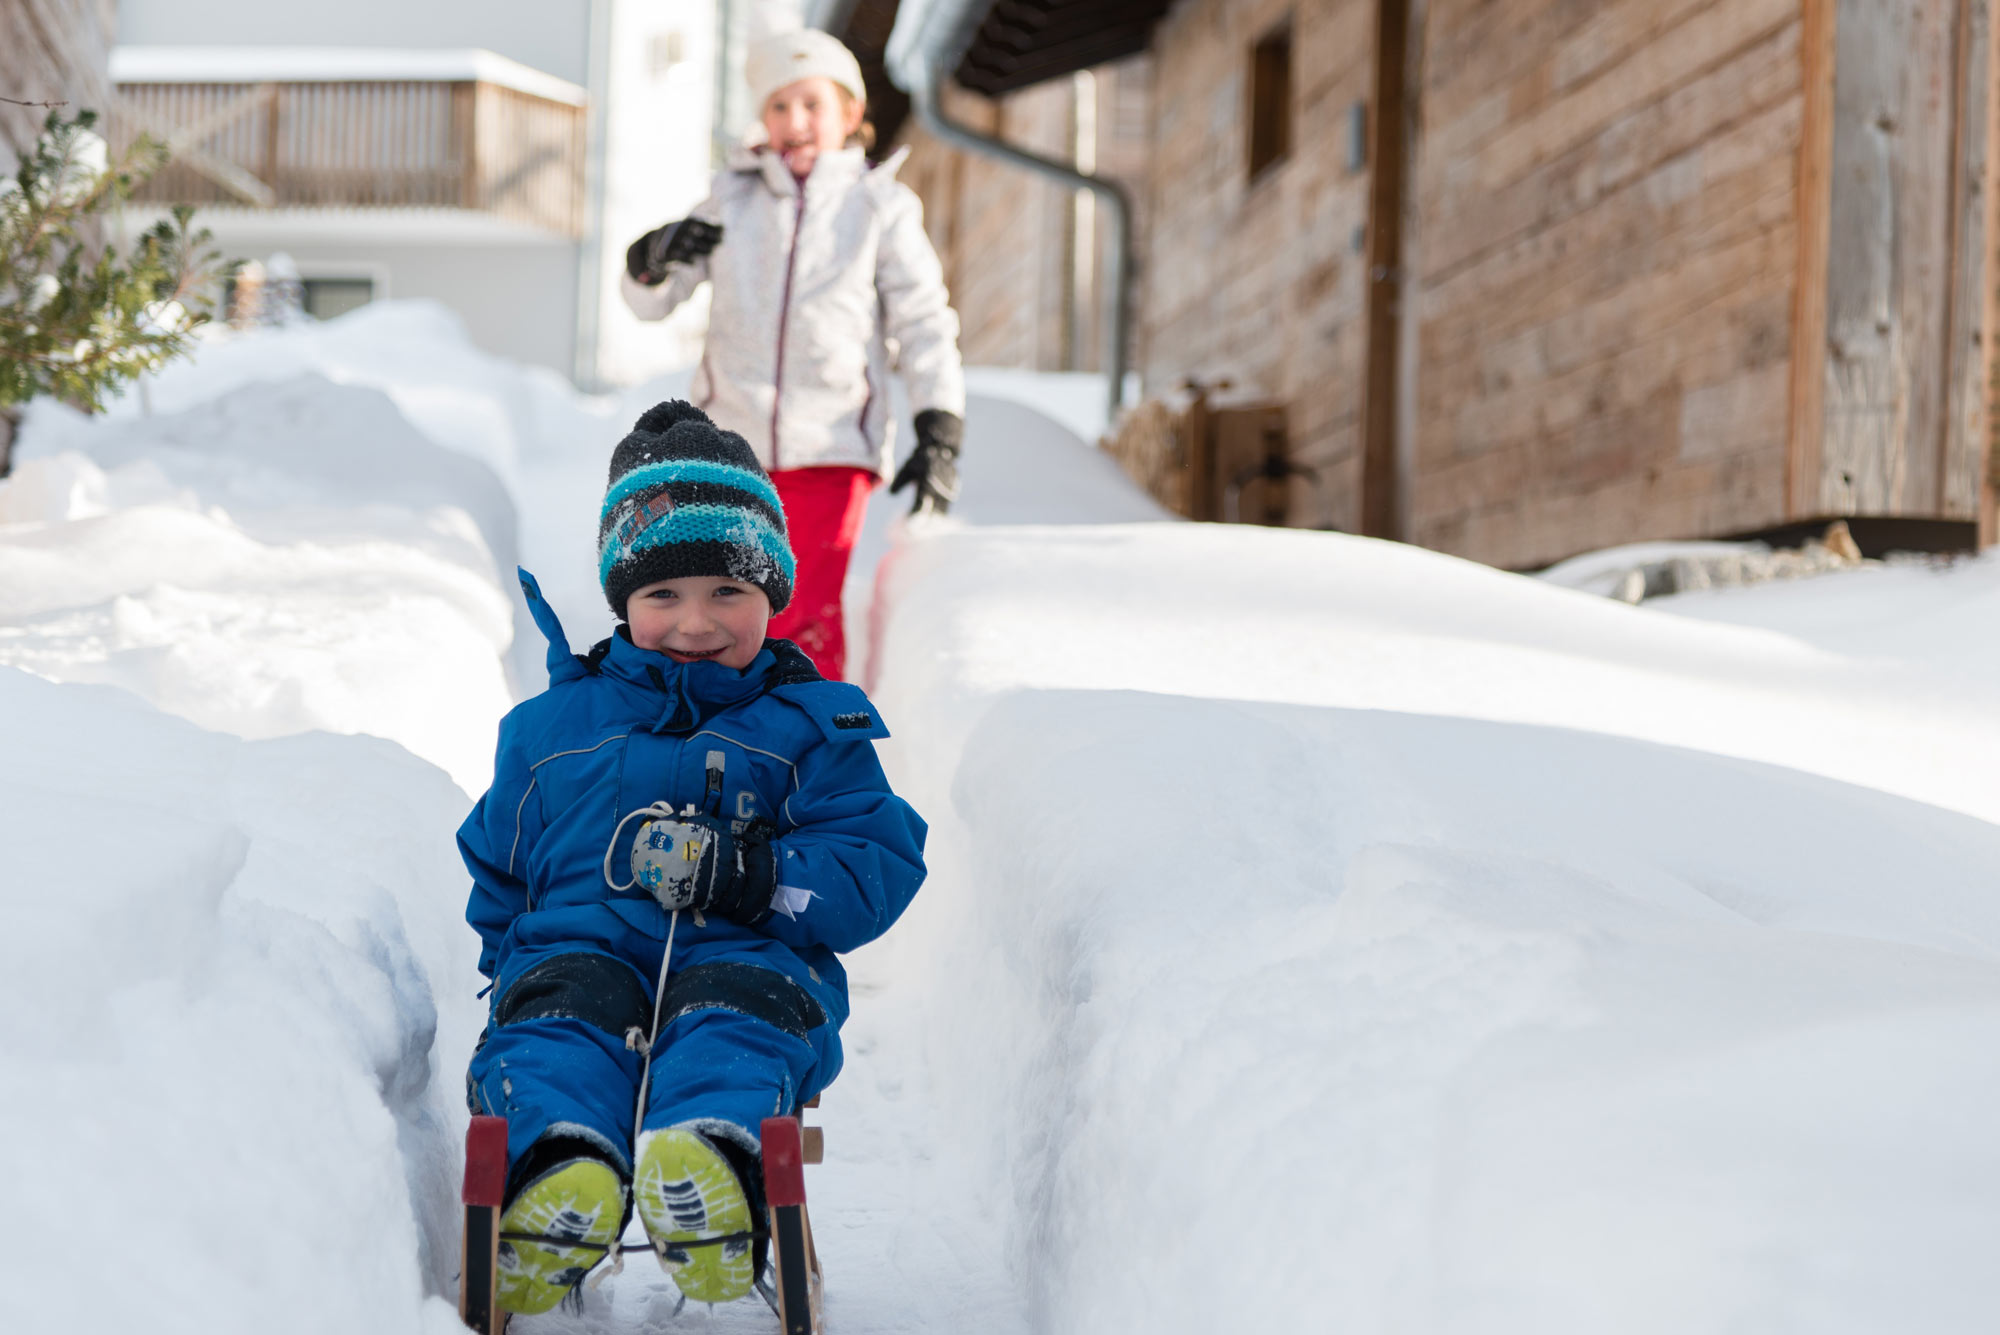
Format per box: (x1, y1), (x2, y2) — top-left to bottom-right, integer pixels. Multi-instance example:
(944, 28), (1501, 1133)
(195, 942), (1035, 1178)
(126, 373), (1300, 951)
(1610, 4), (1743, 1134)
(900, 58), (1134, 422)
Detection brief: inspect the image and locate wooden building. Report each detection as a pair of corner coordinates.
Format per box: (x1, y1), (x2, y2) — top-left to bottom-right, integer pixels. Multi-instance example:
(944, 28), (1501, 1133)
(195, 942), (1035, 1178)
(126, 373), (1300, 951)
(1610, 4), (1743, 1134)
(835, 0), (1999, 564)
(99, 46), (594, 374)
(107, 53), (588, 238)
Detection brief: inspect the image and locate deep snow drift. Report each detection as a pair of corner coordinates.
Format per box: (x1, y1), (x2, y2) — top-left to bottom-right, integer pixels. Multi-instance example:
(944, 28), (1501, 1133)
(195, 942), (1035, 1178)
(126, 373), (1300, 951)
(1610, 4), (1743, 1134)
(0, 668), (475, 1332)
(6, 299), (1998, 1333)
(4, 377), (515, 793)
(867, 523), (2000, 1334)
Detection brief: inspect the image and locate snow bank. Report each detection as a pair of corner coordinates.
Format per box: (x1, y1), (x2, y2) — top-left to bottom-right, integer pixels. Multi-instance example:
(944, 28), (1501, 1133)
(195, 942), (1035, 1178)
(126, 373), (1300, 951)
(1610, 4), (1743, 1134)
(5, 376), (514, 794)
(97, 299), (709, 684)
(960, 368), (1120, 449)
(875, 524), (2000, 822)
(840, 390), (1170, 684)
(0, 666), (480, 1333)
(1658, 547), (2000, 667)
(0, 309), (524, 1328)
(869, 511), (2000, 1331)
(114, 302), (572, 489)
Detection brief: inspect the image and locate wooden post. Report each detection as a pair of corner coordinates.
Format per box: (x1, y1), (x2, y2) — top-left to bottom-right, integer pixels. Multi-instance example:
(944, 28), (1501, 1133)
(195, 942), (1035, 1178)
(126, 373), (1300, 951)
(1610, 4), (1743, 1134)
(1818, 0), (1962, 517)
(460, 1115), (509, 1335)
(761, 1116), (824, 1335)
(1943, 0), (1998, 523)
(1360, 0), (1410, 541)
(1182, 379), (1219, 521)
(1788, 0), (1837, 520)
(454, 82), (478, 210)
(1985, 0), (2000, 548)
(260, 82), (280, 202)
(1391, 0), (1428, 547)
(460, 1121), (508, 1330)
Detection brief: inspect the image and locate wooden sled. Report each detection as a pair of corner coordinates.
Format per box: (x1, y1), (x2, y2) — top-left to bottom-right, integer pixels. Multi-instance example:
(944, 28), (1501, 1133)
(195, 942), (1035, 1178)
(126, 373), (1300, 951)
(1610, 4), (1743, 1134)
(459, 1101), (826, 1333)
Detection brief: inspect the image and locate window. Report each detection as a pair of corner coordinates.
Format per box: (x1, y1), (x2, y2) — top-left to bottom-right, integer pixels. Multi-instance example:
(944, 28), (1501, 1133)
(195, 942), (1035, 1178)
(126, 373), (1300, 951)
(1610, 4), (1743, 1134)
(301, 277), (375, 320)
(1248, 22), (1293, 181)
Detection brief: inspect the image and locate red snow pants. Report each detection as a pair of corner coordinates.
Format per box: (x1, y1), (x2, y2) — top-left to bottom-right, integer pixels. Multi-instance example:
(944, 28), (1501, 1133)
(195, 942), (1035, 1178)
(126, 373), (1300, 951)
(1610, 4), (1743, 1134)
(768, 465), (875, 682)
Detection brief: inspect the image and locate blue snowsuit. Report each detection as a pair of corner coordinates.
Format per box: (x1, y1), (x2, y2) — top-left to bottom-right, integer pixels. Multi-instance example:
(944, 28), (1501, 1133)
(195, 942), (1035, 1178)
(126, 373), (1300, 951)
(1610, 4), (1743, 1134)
(461, 572), (927, 1174)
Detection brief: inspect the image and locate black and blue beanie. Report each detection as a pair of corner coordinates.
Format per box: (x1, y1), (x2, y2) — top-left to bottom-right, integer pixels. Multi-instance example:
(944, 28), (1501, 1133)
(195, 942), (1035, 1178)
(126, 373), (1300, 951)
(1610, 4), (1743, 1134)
(598, 401), (796, 617)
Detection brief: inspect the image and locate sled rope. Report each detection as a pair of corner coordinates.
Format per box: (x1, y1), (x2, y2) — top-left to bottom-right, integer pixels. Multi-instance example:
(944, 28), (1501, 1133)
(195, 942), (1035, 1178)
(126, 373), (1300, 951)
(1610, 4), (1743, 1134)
(628, 903), (679, 1144)
(558, 798), (764, 1281)
(601, 799), (687, 1144)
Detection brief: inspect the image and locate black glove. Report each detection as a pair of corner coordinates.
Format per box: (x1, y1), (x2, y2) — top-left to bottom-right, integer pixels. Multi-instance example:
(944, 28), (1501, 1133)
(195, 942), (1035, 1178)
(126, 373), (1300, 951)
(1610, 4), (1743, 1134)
(889, 409), (964, 516)
(625, 218), (724, 285)
(630, 812), (776, 926)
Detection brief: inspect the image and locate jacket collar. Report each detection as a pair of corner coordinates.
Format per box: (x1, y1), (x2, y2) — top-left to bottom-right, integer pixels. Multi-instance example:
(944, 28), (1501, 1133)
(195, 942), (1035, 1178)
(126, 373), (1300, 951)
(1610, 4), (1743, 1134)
(597, 628), (776, 735)
(729, 142), (871, 198)
(515, 566), (806, 734)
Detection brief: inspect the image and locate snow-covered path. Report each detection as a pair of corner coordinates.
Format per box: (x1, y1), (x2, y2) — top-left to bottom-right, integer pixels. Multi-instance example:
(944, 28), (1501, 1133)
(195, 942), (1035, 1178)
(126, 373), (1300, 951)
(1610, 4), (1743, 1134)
(5, 305), (1999, 1333)
(498, 387), (1158, 1335)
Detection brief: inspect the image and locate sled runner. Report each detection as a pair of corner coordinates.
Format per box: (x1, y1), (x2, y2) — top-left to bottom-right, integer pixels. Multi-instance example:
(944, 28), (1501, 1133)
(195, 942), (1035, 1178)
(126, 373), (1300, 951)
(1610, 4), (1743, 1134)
(458, 1102), (826, 1333)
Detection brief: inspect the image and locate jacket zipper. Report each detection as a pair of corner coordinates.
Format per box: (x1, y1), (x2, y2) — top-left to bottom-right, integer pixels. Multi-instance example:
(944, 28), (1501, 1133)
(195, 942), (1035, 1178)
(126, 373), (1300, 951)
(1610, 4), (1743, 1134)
(770, 177), (807, 471)
(859, 364), (876, 453)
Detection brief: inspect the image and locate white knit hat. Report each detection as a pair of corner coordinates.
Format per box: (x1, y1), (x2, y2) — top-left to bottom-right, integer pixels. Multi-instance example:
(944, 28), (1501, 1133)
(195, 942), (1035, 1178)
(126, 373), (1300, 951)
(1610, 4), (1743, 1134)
(746, 29), (866, 110)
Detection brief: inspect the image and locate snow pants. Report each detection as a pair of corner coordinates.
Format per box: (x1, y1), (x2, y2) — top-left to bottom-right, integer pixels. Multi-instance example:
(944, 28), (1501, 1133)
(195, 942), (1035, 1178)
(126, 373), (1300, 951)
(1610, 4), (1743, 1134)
(468, 948), (836, 1177)
(767, 465), (875, 682)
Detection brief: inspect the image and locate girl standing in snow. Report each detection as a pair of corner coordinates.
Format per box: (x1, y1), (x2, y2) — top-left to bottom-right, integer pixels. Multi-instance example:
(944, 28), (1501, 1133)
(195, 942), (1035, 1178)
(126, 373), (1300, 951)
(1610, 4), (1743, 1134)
(621, 28), (965, 683)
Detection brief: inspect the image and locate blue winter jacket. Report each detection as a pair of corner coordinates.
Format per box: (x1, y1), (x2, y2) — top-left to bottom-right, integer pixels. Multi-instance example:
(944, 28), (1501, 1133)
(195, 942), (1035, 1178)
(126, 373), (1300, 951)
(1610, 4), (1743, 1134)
(459, 571), (927, 1056)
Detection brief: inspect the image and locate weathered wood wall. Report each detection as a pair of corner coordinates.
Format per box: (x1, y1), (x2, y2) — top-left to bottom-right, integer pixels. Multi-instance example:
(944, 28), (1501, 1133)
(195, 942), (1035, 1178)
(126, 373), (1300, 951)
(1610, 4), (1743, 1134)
(1142, 0), (1376, 529)
(892, 0), (1997, 558)
(896, 80), (1079, 370)
(0, 0), (116, 169)
(895, 61), (1152, 376)
(1407, 0), (1807, 567)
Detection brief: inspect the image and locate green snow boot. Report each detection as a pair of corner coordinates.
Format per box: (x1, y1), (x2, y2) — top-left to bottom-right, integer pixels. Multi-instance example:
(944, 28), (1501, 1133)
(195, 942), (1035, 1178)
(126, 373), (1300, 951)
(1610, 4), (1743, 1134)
(633, 1126), (759, 1303)
(494, 1155), (627, 1314)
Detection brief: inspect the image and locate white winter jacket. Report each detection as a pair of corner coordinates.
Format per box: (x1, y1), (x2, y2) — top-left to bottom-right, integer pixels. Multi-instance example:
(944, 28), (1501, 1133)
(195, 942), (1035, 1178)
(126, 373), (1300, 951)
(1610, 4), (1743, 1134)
(620, 144), (965, 476)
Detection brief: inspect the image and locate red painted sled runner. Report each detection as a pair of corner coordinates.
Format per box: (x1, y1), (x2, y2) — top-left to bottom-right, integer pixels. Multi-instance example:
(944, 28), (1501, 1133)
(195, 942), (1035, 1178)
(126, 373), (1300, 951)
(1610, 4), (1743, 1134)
(459, 1103), (826, 1333)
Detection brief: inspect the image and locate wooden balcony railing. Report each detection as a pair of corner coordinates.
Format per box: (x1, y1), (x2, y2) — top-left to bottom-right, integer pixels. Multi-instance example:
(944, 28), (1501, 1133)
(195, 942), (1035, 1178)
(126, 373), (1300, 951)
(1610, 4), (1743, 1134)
(109, 78), (586, 237)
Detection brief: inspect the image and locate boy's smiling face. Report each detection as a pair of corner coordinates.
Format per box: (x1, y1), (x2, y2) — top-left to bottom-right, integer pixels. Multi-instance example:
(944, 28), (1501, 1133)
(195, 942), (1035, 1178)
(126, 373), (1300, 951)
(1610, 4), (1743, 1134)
(625, 576), (771, 670)
(762, 76), (863, 179)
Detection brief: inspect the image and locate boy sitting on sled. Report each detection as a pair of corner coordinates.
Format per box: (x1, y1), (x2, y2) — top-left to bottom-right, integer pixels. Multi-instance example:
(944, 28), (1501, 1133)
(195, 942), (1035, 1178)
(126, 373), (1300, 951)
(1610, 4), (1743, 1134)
(459, 401), (926, 1314)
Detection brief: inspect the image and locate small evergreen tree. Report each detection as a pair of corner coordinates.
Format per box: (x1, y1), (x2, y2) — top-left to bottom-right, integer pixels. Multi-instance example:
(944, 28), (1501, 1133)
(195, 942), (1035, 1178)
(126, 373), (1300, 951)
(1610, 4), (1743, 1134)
(0, 108), (226, 474)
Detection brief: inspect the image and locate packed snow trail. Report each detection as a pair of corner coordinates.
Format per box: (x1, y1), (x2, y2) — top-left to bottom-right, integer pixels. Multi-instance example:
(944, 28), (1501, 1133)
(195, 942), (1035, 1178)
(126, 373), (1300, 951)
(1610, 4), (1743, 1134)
(6, 304), (1999, 1332)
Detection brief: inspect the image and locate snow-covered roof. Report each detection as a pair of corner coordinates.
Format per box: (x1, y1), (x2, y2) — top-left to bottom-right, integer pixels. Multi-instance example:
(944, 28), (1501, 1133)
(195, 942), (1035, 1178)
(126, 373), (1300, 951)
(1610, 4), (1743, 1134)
(110, 46), (587, 107)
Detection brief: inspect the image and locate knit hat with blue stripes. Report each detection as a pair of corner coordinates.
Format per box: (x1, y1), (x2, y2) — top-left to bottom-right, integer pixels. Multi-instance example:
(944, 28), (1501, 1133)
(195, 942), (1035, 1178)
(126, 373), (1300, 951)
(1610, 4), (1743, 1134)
(599, 401), (795, 617)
